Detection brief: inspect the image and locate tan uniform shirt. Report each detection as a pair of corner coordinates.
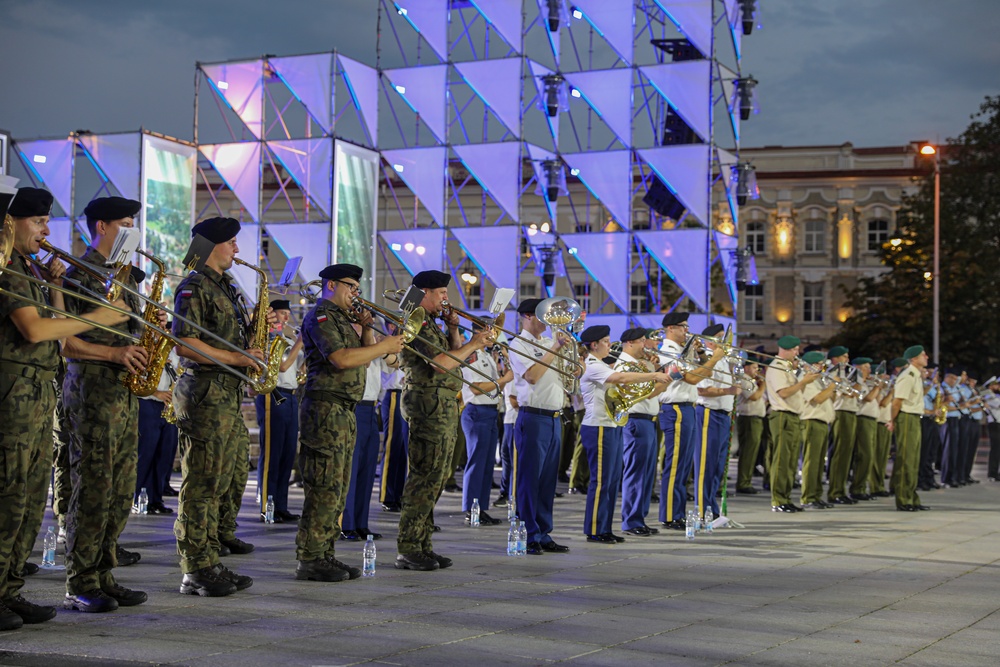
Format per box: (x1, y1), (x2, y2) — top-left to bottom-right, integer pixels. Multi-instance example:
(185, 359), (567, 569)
(766, 358), (802, 414)
(894, 364), (924, 415)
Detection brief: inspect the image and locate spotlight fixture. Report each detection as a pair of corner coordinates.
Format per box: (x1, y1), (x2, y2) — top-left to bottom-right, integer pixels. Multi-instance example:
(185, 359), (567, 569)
(732, 75), (759, 121)
(738, 0), (760, 36)
(538, 158), (567, 202)
(546, 0), (567, 32)
(731, 245), (759, 292)
(540, 246), (558, 290)
(732, 162), (759, 206)
(540, 74), (568, 117)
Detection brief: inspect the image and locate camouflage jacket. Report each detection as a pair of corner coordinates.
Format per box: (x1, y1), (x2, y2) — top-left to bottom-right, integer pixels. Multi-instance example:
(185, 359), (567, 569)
(62, 247), (142, 367)
(401, 316), (463, 394)
(301, 299), (366, 404)
(172, 266), (249, 373)
(0, 249), (59, 371)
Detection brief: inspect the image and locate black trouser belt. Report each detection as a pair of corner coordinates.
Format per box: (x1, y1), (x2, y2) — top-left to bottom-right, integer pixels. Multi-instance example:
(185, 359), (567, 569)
(193, 369), (244, 389)
(0, 360), (57, 382)
(357, 400), (377, 407)
(665, 402), (693, 408)
(66, 362), (126, 382)
(521, 406), (561, 418)
(304, 390), (357, 409)
(630, 413), (657, 422)
(857, 415), (876, 421)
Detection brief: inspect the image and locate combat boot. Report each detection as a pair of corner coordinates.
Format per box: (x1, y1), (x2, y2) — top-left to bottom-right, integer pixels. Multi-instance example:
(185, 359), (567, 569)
(3, 595), (56, 624)
(0, 600), (23, 631)
(295, 559), (350, 582)
(63, 589), (119, 613)
(394, 552), (439, 571)
(180, 566), (238, 597)
(213, 564), (253, 590)
(115, 545), (141, 566)
(326, 556), (362, 580)
(101, 583), (148, 606)
(425, 551), (453, 569)
(219, 537), (254, 554)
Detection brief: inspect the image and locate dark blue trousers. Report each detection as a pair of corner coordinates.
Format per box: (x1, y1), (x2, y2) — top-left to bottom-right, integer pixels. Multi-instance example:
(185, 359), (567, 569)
(136, 399), (177, 505)
(621, 416), (657, 531)
(582, 425), (623, 537)
(379, 389), (408, 506)
(513, 411), (561, 544)
(941, 417), (961, 485)
(461, 404), (498, 512)
(254, 390), (298, 513)
(694, 406), (731, 518)
(342, 403), (380, 532)
(659, 403), (697, 523)
(500, 418), (515, 499)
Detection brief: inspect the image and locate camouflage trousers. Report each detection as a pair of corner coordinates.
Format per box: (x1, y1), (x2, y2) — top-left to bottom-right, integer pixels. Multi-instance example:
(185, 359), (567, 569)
(52, 394), (71, 522)
(0, 366), (56, 600)
(63, 363), (138, 595)
(295, 397), (356, 562)
(398, 389), (458, 556)
(173, 372), (246, 574)
(220, 417), (250, 544)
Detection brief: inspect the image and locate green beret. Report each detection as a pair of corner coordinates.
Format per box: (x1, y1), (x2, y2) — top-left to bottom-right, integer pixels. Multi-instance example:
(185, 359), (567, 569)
(903, 345), (924, 360)
(827, 346), (849, 359)
(801, 351), (825, 365)
(852, 357), (872, 366)
(777, 335), (800, 350)
(891, 357), (908, 369)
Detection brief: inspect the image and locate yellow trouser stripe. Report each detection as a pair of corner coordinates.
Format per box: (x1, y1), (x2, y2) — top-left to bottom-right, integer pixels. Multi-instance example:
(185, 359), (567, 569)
(379, 392), (397, 502)
(591, 426), (604, 536)
(666, 406), (683, 520)
(697, 408), (711, 516)
(262, 395), (271, 511)
(511, 437), (518, 508)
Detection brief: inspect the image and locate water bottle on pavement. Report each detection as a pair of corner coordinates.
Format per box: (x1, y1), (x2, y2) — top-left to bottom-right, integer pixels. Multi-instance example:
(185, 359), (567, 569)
(42, 526), (57, 568)
(703, 508), (714, 534)
(685, 510), (696, 541)
(507, 521), (518, 556)
(507, 498), (517, 522)
(265, 495), (275, 524)
(138, 487), (148, 515)
(516, 521), (527, 556)
(470, 498), (480, 527)
(363, 535), (376, 577)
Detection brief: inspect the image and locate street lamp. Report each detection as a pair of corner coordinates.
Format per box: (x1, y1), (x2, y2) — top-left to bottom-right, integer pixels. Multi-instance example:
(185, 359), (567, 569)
(921, 144), (940, 365)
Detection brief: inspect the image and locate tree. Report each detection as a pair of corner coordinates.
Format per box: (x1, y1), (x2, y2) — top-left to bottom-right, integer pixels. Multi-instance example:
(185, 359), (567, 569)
(829, 95), (1000, 375)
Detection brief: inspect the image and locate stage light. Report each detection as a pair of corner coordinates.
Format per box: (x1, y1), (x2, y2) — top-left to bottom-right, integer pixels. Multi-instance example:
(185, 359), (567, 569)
(404, 242), (415, 252)
(920, 145), (936, 156)
(738, 0), (760, 36)
(924, 271), (932, 281)
(569, 168), (579, 176)
(540, 246), (558, 290)
(568, 247), (578, 255)
(540, 222), (550, 233)
(535, 159), (567, 203)
(730, 245), (758, 292)
(394, 84), (406, 95)
(731, 162), (759, 206)
(33, 155), (46, 164)
(415, 245), (426, 255)
(546, 0), (567, 32)
(390, 243), (402, 251)
(572, 7), (583, 19)
(217, 81), (229, 90)
(393, 164), (404, 173)
(396, 5), (408, 16)
(540, 74), (568, 117)
(732, 76), (759, 121)
(570, 88), (581, 98)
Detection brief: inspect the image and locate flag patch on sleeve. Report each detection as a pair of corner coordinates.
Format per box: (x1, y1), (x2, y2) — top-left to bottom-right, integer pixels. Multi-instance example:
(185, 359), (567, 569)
(179, 290), (193, 298)
(317, 315), (328, 323)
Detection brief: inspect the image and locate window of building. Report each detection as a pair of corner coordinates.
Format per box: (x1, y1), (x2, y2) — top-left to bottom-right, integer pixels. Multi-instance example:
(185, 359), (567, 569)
(803, 220), (825, 253)
(574, 282), (590, 312)
(631, 283), (648, 313)
(745, 221), (765, 254)
(867, 219), (890, 251)
(519, 282), (537, 298)
(464, 282), (482, 310)
(743, 283), (763, 323)
(803, 282), (824, 323)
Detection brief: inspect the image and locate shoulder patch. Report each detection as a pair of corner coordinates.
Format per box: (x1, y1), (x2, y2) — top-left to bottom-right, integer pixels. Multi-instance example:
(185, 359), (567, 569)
(179, 290), (193, 298)
(317, 314), (328, 323)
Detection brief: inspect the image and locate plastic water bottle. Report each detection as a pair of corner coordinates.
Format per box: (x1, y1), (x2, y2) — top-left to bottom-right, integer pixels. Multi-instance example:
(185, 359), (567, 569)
(703, 508), (714, 534)
(362, 535), (376, 577)
(138, 488), (148, 515)
(516, 521), (527, 556)
(507, 521), (518, 556)
(42, 526), (57, 568)
(265, 495), (275, 524)
(507, 498), (517, 523)
(470, 498), (480, 527)
(685, 510), (696, 541)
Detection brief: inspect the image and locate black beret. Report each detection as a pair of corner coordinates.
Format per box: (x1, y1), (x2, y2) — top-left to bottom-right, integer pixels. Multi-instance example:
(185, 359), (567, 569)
(129, 266), (146, 284)
(269, 299), (291, 311)
(661, 311), (689, 327)
(620, 327), (650, 343)
(8, 187), (53, 218)
(191, 216), (240, 244)
(580, 325), (610, 344)
(84, 196), (141, 224)
(319, 264), (364, 281)
(412, 269), (450, 289)
(517, 297), (543, 315)
(702, 323), (724, 337)
(944, 367), (960, 376)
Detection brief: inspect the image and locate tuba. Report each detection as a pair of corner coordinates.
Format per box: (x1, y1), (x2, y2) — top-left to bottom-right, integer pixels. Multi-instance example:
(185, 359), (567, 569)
(604, 360), (656, 426)
(234, 258), (289, 395)
(122, 252), (174, 397)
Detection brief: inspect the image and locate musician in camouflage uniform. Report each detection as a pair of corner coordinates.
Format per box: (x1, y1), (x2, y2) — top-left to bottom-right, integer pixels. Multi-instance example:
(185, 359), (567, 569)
(395, 270), (490, 571)
(295, 264), (403, 582)
(61, 197), (149, 613)
(171, 217), (267, 597)
(0, 187), (127, 630)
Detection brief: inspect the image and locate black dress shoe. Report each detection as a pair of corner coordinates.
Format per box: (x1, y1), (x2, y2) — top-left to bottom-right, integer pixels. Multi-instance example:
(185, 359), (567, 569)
(540, 541), (570, 553)
(896, 505), (917, 512)
(492, 494), (508, 508)
(148, 502), (174, 515)
(394, 553), (439, 571)
(643, 524), (659, 534)
(215, 564), (253, 590)
(829, 496), (853, 505)
(341, 530), (360, 540)
(914, 504), (931, 510)
(296, 559), (350, 582)
(569, 486), (586, 495)
(116, 546), (141, 566)
(801, 502), (827, 510)
(650, 493), (659, 502)
(852, 493), (872, 501)
(623, 526), (651, 536)
(261, 512), (286, 524)
(101, 583), (147, 606)
(356, 528), (383, 540)
(3, 594), (56, 623)
(686, 492), (695, 501)
(585, 534), (616, 544)
(771, 504), (797, 513)
(526, 541), (545, 554)
(605, 533), (626, 543)
(220, 537), (254, 554)
(660, 520), (686, 531)
(735, 487), (758, 495)
(381, 502), (402, 512)
(788, 504), (804, 512)
(478, 510), (502, 526)
(20, 562), (39, 576)
(162, 486), (179, 497)
(63, 589), (119, 613)
(277, 510), (300, 522)
(426, 551), (453, 569)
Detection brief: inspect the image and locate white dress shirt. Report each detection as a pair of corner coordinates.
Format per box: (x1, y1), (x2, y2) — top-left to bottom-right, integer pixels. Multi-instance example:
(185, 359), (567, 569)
(736, 376), (766, 417)
(696, 357), (734, 412)
(140, 350), (179, 402)
(461, 349), (501, 406)
(615, 351), (659, 417)
(361, 358), (382, 403)
(658, 338), (699, 405)
(503, 381), (518, 425)
(509, 330), (565, 411)
(275, 337), (302, 391)
(581, 354), (617, 428)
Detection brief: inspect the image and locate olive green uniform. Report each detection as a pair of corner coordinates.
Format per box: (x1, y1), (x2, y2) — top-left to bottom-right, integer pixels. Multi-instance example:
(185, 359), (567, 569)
(171, 266), (250, 574)
(893, 364), (923, 508)
(828, 374), (859, 501)
(0, 250), (59, 602)
(397, 317), (462, 557)
(62, 247), (141, 596)
(295, 300), (364, 561)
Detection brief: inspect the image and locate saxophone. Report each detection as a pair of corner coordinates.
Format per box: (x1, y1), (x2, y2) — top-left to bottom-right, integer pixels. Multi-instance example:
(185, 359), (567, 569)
(162, 367), (185, 424)
(933, 382), (948, 425)
(233, 258), (288, 394)
(123, 252), (174, 397)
